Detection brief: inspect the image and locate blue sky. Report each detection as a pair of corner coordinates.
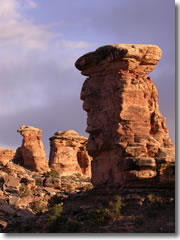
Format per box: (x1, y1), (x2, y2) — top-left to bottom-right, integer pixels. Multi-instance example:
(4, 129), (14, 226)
(0, 0), (175, 155)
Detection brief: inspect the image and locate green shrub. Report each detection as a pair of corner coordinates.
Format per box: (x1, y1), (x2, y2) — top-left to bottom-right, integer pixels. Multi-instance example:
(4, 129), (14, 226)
(66, 184), (72, 192)
(46, 170), (60, 178)
(95, 208), (112, 223)
(18, 183), (31, 197)
(48, 195), (63, 208)
(109, 195), (124, 217)
(95, 195), (124, 224)
(47, 204), (64, 231)
(31, 200), (46, 214)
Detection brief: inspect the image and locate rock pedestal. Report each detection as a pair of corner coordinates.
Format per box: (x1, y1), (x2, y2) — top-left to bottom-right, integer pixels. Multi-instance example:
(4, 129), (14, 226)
(49, 130), (91, 176)
(75, 44), (175, 188)
(17, 125), (49, 172)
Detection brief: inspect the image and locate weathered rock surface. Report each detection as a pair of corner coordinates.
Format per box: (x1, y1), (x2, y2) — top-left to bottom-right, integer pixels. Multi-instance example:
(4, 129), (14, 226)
(17, 125), (49, 172)
(49, 130), (91, 176)
(0, 149), (16, 166)
(75, 44), (175, 188)
(3, 175), (21, 193)
(0, 158), (93, 233)
(44, 177), (61, 189)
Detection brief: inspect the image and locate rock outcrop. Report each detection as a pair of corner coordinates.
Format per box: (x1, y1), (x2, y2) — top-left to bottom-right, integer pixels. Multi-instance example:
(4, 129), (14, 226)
(75, 44), (175, 188)
(17, 125), (49, 172)
(0, 149), (16, 166)
(49, 130), (91, 176)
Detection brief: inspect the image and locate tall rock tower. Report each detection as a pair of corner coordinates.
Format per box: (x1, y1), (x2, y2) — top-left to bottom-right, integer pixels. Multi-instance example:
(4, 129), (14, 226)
(75, 44), (175, 188)
(17, 125), (49, 172)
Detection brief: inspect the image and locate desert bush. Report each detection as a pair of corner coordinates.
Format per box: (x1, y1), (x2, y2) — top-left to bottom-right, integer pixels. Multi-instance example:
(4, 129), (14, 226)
(46, 170), (60, 178)
(109, 195), (124, 217)
(66, 184), (72, 192)
(18, 183), (31, 197)
(95, 208), (112, 223)
(47, 195), (63, 208)
(47, 204), (64, 231)
(31, 200), (46, 214)
(95, 195), (124, 224)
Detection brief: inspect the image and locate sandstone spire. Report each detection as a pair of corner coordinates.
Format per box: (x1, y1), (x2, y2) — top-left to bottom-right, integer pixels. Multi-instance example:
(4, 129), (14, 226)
(49, 130), (91, 176)
(17, 125), (49, 172)
(75, 44), (175, 188)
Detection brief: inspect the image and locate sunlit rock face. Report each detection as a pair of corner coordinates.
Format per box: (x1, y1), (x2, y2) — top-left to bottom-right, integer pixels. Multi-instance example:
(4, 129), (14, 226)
(17, 125), (49, 172)
(75, 44), (175, 188)
(49, 130), (91, 177)
(0, 149), (16, 166)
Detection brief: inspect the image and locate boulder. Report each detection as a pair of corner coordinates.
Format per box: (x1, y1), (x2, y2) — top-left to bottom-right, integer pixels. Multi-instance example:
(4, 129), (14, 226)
(3, 175), (21, 193)
(44, 177), (61, 189)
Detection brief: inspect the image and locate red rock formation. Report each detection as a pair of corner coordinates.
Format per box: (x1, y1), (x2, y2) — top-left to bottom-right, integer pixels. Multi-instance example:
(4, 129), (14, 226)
(49, 130), (91, 176)
(17, 125), (49, 172)
(0, 149), (16, 166)
(75, 44), (175, 188)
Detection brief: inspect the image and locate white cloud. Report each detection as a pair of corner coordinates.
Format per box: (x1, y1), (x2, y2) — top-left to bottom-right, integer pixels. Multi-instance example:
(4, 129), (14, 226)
(61, 40), (95, 49)
(0, 0), (20, 19)
(0, 0), (93, 51)
(0, 0), (55, 49)
(0, 0), (95, 118)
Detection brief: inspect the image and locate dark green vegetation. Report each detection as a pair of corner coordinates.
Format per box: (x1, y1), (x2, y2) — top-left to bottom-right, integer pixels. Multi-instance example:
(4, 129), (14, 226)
(45, 169), (60, 178)
(44, 189), (174, 233)
(46, 194), (125, 233)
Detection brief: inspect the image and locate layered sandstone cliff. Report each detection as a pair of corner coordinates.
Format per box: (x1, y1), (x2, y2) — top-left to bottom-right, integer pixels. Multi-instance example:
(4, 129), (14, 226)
(49, 130), (91, 176)
(75, 44), (175, 188)
(17, 125), (49, 172)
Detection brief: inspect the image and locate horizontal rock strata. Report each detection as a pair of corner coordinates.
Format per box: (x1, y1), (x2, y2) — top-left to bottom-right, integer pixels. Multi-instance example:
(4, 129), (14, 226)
(75, 44), (175, 188)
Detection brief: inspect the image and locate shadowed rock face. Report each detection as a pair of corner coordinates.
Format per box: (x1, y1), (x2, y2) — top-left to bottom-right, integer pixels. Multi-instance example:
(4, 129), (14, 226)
(49, 130), (91, 177)
(17, 125), (49, 172)
(75, 44), (175, 188)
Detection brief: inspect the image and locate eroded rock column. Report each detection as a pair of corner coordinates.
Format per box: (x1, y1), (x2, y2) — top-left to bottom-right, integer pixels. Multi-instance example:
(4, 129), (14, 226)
(17, 125), (49, 172)
(49, 130), (91, 176)
(75, 44), (175, 188)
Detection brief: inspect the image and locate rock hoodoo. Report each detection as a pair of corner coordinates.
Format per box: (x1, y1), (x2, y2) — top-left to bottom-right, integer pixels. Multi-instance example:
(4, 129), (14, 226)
(75, 44), (175, 188)
(49, 130), (91, 176)
(17, 125), (49, 172)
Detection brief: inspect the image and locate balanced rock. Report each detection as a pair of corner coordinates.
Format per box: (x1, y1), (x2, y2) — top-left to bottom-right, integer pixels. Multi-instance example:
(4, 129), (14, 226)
(17, 125), (49, 172)
(0, 149), (16, 166)
(75, 44), (175, 188)
(49, 130), (91, 176)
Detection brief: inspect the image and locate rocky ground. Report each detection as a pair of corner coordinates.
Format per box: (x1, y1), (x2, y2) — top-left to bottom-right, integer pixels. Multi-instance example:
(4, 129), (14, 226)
(0, 160), (175, 233)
